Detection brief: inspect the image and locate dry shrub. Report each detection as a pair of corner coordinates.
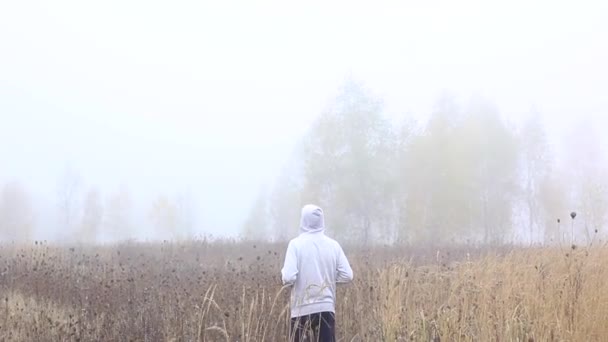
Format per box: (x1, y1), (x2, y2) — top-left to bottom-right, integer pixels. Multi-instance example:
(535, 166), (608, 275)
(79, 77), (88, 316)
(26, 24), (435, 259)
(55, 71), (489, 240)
(1, 241), (607, 341)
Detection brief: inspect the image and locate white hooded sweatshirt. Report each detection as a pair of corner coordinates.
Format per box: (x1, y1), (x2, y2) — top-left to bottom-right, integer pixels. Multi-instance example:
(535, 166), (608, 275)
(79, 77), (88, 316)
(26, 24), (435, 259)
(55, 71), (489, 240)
(281, 204), (354, 318)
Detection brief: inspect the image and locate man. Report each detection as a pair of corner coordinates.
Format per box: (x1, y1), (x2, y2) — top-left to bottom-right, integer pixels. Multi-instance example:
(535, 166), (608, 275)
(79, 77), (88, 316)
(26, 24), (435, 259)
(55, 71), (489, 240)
(281, 204), (354, 342)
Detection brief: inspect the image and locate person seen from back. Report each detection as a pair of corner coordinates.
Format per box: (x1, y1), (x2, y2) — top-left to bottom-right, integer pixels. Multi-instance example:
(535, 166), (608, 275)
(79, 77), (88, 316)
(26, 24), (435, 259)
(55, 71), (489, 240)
(281, 204), (354, 342)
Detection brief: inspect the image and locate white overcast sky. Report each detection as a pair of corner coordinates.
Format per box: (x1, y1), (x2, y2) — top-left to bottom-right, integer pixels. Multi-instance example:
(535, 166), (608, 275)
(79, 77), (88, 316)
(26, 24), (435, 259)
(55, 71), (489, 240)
(1, 0), (607, 238)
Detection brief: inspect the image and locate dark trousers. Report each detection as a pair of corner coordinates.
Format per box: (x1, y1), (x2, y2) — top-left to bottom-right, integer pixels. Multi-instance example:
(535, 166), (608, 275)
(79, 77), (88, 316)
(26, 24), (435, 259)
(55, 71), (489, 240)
(290, 311), (335, 342)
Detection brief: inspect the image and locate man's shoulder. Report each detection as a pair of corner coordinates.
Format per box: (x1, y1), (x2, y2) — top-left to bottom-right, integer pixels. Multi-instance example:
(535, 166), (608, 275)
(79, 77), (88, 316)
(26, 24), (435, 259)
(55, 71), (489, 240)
(289, 234), (339, 245)
(320, 235), (343, 249)
(288, 235), (306, 246)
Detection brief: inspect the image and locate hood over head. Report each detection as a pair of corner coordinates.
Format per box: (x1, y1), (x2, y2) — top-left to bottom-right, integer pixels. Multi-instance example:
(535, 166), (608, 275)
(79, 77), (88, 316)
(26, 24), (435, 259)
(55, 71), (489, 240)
(300, 204), (325, 233)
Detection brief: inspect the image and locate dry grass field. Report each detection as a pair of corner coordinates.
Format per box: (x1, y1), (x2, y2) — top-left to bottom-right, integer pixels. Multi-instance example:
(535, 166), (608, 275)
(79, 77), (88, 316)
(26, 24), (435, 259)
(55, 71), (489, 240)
(1, 240), (607, 341)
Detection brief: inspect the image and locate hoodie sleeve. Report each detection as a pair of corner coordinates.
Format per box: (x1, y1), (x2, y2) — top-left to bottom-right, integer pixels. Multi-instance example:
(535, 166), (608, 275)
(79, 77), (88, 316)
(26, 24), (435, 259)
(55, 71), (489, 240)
(281, 240), (298, 285)
(336, 245), (353, 283)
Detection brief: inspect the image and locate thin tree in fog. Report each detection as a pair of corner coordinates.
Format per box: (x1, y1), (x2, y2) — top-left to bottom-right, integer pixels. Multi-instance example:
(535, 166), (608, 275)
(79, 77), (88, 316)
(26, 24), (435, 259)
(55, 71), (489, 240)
(538, 172), (569, 244)
(79, 187), (103, 243)
(175, 191), (196, 238)
(149, 194), (179, 240)
(393, 117), (419, 242)
(519, 112), (550, 244)
(242, 188), (269, 241)
(464, 101), (519, 244)
(56, 165), (82, 233)
(0, 181), (34, 241)
(563, 120), (608, 244)
(149, 192), (196, 240)
(103, 186), (133, 242)
(268, 162), (302, 241)
(517, 113), (572, 245)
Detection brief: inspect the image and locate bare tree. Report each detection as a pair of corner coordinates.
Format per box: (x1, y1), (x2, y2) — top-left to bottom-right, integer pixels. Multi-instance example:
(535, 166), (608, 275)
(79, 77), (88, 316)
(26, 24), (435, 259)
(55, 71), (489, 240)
(268, 162), (303, 242)
(175, 191), (196, 238)
(79, 187), (103, 243)
(149, 192), (197, 241)
(520, 112), (550, 244)
(103, 186), (132, 242)
(56, 164), (82, 233)
(0, 181), (34, 241)
(242, 188), (270, 241)
(560, 118), (608, 245)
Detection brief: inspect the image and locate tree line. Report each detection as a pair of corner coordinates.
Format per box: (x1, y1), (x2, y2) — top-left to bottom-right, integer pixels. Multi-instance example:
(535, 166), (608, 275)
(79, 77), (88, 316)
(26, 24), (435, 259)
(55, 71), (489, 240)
(2, 81), (606, 245)
(243, 81), (608, 245)
(0, 172), (196, 243)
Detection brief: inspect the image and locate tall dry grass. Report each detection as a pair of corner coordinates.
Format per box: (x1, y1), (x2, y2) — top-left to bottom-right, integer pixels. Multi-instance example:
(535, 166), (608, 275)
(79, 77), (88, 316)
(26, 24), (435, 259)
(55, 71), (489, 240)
(1, 241), (607, 341)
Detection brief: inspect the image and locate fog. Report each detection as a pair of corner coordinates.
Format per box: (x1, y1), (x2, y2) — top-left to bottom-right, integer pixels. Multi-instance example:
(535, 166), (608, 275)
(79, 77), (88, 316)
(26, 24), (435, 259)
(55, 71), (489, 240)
(1, 0), (607, 243)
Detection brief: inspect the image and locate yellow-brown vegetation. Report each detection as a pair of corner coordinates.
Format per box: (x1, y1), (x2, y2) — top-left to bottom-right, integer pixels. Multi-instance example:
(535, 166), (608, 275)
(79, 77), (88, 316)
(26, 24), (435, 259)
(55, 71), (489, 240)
(1, 241), (606, 341)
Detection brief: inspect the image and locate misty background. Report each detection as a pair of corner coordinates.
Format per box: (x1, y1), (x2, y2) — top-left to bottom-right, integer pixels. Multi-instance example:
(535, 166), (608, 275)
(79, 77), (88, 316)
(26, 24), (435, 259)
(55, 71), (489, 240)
(1, 0), (607, 243)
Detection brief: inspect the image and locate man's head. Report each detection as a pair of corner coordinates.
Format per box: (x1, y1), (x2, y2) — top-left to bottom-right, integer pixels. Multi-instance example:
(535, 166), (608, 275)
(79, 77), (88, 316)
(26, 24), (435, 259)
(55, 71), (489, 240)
(300, 204), (325, 233)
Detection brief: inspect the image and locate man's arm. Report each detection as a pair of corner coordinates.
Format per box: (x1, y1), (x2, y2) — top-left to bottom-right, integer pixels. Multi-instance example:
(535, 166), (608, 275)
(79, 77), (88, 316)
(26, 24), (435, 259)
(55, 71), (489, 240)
(336, 245), (353, 283)
(281, 241), (298, 285)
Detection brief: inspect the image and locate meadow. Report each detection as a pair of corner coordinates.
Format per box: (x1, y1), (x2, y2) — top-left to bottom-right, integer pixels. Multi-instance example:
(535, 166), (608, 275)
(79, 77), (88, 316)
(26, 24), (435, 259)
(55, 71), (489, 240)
(1, 240), (607, 341)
